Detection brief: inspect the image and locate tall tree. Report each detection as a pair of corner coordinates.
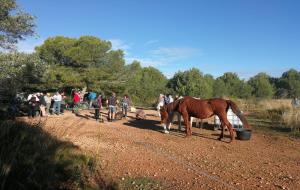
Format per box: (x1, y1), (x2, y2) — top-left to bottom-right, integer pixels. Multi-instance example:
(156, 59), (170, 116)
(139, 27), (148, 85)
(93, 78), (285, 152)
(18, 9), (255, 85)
(35, 36), (76, 65)
(0, 0), (35, 50)
(64, 36), (112, 67)
(216, 72), (252, 98)
(248, 72), (274, 98)
(168, 68), (213, 98)
(277, 69), (300, 97)
(213, 78), (227, 97)
(138, 66), (168, 106)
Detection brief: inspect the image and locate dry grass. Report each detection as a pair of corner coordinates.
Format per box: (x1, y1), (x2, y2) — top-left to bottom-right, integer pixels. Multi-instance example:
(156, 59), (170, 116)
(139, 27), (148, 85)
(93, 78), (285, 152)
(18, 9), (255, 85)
(236, 98), (292, 111)
(282, 109), (300, 137)
(235, 98), (300, 138)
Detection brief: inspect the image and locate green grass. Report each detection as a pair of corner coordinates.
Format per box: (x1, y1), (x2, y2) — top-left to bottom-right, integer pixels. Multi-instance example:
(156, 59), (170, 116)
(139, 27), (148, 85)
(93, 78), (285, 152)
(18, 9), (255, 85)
(0, 120), (115, 190)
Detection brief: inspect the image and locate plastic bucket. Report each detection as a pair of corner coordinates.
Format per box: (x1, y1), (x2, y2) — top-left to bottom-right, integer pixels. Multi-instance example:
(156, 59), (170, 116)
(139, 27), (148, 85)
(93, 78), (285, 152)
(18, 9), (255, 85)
(236, 129), (252, 140)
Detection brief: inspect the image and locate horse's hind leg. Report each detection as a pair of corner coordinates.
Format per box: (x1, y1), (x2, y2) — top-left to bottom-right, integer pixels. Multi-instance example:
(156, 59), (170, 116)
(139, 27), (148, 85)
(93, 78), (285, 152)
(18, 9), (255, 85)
(182, 111), (192, 136)
(219, 115), (235, 142)
(218, 123), (225, 140)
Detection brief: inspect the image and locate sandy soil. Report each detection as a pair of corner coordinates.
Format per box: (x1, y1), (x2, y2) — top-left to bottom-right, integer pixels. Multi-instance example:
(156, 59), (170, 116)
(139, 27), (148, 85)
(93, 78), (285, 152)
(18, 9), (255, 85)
(40, 109), (300, 190)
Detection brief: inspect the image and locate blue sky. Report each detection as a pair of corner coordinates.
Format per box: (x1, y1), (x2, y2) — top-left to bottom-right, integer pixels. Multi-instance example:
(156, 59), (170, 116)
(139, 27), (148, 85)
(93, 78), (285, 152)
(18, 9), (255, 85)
(17, 0), (300, 79)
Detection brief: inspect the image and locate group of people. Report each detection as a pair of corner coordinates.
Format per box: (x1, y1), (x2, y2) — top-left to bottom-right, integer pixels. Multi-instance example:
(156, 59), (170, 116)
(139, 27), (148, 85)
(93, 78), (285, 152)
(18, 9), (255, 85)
(19, 90), (185, 122)
(71, 89), (131, 122)
(27, 91), (66, 117)
(106, 92), (131, 122)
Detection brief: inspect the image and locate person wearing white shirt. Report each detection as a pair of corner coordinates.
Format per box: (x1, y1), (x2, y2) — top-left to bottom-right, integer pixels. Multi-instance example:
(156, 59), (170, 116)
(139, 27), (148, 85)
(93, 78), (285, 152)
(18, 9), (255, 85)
(52, 92), (62, 115)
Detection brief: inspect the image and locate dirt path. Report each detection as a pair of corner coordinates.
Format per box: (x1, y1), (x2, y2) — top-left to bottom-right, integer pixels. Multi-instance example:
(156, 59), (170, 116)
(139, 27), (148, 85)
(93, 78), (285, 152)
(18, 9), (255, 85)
(41, 110), (300, 190)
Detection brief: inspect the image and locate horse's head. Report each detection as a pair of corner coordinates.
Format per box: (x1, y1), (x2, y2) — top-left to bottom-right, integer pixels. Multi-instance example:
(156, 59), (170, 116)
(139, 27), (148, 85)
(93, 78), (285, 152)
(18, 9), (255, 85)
(159, 105), (169, 124)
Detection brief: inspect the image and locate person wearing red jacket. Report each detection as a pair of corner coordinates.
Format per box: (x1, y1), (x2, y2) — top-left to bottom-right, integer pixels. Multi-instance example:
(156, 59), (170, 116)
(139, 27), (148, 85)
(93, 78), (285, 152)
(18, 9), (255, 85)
(72, 90), (81, 113)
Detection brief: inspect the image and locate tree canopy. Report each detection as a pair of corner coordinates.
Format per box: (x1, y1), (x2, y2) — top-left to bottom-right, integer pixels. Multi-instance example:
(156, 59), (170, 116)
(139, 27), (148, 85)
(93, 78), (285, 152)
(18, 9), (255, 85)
(0, 0), (35, 49)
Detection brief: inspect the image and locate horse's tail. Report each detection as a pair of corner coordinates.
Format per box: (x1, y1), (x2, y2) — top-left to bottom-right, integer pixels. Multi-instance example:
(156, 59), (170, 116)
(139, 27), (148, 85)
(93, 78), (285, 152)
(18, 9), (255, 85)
(226, 100), (251, 129)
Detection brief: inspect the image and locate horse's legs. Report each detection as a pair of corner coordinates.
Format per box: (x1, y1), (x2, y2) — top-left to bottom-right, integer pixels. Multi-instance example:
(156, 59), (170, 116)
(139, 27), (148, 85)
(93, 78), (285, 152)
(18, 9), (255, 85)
(163, 122), (169, 134)
(176, 112), (182, 131)
(182, 111), (192, 136)
(219, 114), (235, 141)
(168, 112), (177, 131)
(218, 123), (225, 140)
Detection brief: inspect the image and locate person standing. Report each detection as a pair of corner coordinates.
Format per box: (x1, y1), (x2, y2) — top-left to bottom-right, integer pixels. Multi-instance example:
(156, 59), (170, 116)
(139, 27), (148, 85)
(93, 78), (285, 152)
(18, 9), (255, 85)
(60, 91), (66, 115)
(88, 91), (97, 108)
(38, 93), (47, 116)
(53, 92), (62, 115)
(27, 93), (40, 118)
(122, 95), (130, 119)
(94, 94), (102, 121)
(44, 93), (52, 114)
(72, 90), (81, 113)
(107, 92), (118, 121)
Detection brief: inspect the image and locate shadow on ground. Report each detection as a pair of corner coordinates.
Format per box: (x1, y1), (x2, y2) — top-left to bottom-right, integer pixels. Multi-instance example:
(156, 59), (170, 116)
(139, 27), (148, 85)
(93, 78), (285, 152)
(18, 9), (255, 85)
(0, 119), (117, 190)
(123, 118), (162, 132)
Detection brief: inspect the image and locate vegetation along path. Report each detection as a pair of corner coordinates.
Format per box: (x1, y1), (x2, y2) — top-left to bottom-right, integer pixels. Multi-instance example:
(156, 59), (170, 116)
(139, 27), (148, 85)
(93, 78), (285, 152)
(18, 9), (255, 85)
(40, 110), (300, 190)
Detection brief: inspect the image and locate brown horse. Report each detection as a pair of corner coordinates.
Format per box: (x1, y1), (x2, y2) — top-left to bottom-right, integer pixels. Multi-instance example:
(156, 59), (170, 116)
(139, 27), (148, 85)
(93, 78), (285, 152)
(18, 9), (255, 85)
(160, 96), (250, 142)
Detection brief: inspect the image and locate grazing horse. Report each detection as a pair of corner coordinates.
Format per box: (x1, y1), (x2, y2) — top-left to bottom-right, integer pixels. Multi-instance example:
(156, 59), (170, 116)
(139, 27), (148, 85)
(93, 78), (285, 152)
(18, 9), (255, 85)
(160, 96), (250, 142)
(161, 100), (202, 133)
(160, 100), (182, 133)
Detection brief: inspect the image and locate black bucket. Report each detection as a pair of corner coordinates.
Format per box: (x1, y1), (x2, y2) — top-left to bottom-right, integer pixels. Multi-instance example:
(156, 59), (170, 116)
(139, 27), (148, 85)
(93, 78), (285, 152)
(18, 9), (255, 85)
(236, 129), (252, 140)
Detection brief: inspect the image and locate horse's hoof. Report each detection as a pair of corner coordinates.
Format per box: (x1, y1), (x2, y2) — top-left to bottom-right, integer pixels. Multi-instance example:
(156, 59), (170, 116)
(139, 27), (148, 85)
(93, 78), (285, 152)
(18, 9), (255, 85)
(164, 130), (169, 134)
(218, 137), (222, 141)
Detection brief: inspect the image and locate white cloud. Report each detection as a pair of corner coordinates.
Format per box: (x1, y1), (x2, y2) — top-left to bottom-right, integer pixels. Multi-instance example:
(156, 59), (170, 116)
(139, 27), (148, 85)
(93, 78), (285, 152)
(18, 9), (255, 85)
(109, 39), (132, 55)
(149, 47), (199, 60)
(125, 57), (163, 67)
(125, 46), (200, 68)
(17, 38), (44, 53)
(108, 38), (200, 71)
(144, 40), (159, 46)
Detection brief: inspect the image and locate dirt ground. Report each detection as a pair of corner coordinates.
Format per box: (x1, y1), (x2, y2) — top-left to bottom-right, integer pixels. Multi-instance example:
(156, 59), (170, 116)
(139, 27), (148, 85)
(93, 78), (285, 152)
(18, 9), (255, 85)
(40, 109), (300, 190)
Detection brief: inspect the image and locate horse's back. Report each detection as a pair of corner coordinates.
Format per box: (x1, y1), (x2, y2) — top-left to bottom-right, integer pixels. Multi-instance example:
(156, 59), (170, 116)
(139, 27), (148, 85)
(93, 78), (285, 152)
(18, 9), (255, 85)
(178, 97), (230, 118)
(178, 97), (213, 118)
